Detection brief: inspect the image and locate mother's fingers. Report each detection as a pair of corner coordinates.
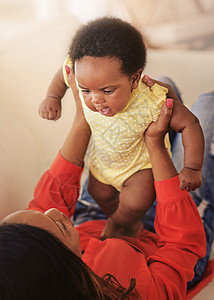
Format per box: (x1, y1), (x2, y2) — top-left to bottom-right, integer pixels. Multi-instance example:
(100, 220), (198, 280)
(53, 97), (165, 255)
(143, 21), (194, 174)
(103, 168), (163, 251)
(142, 74), (169, 89)
(142, 74), (155, 87)
(142, 74), (179, 101)
(158, 98), (173, 130)
(166, 98), (173, 109)
(144, 98), (173, 140)
(65, 64), (79, 92)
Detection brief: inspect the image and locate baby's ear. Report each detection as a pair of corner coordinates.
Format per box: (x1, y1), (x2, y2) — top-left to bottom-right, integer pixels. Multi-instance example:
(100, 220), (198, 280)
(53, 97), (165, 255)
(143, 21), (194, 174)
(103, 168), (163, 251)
(131, 69), (142, 89)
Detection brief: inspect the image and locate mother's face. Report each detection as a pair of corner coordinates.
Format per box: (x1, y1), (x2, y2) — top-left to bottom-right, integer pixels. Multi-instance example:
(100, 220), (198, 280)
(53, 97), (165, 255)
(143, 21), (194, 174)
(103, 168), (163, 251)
(1, 208), (82, 257)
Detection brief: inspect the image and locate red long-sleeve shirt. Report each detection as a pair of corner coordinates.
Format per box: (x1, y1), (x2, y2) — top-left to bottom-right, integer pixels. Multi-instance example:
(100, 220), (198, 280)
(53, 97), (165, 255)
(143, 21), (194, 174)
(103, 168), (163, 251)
(28, 152), (206, 299)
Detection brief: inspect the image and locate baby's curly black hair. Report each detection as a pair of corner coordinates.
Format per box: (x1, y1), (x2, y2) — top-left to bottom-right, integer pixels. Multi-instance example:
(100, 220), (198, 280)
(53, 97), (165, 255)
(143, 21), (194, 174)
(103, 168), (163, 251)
(69, 17), (147, 77)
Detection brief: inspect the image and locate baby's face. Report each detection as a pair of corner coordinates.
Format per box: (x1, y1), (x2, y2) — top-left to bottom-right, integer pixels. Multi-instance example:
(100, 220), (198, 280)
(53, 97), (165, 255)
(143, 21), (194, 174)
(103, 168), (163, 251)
(75, 56), (140, 117)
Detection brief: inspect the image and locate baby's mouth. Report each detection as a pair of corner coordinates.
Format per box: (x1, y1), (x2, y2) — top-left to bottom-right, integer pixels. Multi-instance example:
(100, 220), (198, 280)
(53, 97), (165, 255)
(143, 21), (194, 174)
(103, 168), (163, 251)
(98, 107), (111, 116)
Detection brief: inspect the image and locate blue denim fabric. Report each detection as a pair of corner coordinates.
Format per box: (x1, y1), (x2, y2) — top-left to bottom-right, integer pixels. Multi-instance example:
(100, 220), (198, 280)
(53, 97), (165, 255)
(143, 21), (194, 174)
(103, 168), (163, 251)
(73, 179), (107, 226)
(73, 78), (214, 289)
(172, 91), (214, 288)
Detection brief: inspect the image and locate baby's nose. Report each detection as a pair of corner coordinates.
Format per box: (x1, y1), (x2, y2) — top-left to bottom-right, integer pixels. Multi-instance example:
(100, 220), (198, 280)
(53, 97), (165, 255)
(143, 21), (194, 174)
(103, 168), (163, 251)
(91, 94), (104, 104)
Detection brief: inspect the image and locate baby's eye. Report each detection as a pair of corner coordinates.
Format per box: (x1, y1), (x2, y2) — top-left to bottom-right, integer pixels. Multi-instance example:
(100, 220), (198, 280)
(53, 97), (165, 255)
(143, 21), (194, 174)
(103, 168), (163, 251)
(81, 89), (90, 94)
(103, 89), (115, 95)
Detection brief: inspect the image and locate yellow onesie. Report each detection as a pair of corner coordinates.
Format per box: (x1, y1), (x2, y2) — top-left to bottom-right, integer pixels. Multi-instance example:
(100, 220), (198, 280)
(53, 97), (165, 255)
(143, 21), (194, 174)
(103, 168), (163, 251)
(63, 56), (171, 191)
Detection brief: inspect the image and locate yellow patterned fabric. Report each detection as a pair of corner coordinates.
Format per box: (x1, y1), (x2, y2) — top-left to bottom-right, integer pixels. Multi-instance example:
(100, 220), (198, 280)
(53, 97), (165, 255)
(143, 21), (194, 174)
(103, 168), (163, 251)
(63, 56), (73, 87)
(63, 56), (171, 191)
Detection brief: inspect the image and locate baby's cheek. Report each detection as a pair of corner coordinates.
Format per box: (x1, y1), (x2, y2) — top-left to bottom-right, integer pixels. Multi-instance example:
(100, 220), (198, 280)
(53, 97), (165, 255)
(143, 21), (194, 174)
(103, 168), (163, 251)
(113, 100), (129, 113)
(85, 99), (97, 112)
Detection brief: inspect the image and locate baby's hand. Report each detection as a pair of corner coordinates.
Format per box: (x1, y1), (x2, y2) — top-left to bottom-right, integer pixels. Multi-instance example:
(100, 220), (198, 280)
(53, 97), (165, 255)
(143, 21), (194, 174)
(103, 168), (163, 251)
(38, 97), (61, 121)
(179, 167), (202, 192)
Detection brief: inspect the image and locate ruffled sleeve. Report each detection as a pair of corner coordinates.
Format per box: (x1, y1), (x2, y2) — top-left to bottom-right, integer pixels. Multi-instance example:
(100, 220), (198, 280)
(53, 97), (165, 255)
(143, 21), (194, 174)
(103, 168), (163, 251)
(148, 83), (168, 122)
(62, 55), (73, 88)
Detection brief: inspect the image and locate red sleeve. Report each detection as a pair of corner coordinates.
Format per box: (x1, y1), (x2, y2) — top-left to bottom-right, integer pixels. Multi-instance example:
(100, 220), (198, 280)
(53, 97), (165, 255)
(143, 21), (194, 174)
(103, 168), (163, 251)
(27, 152), (83, 218)
(147, 175), (206, 299)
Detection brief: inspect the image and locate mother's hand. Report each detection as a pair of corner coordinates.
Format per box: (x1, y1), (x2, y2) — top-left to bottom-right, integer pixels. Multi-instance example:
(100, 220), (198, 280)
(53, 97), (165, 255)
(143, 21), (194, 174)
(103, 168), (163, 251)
(142, 74), (180, 101)
(145, 98), (173, 143)
(145, 97), (178, 181)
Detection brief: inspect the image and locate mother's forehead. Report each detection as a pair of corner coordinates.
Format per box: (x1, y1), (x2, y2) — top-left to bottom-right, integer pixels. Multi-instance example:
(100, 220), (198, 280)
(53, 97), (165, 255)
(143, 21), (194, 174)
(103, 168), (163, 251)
(1, 209), (45, 224)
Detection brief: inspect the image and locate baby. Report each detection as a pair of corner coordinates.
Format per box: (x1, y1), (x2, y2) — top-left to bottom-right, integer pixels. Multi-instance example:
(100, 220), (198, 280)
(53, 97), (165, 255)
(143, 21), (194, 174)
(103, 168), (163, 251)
(39, 17), (204, 239)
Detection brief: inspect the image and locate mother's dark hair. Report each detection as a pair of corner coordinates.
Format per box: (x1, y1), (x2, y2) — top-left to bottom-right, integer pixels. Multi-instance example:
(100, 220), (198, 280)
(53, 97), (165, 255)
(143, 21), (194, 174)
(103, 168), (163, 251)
(0, 223), (138, 300)
(69, 16), (147, 77)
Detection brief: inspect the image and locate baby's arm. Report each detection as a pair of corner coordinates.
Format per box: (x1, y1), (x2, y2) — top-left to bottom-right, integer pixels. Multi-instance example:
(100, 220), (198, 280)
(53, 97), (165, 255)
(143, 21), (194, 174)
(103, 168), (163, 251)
(142, 75), (204, 192)
(38, 67), (68, 121)
(39, 64), (79, 121)
(169, 99), (204, 191)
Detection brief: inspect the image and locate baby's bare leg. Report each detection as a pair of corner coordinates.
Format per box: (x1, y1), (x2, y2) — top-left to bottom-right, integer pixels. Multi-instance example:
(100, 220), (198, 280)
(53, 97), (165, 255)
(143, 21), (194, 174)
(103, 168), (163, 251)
(87, 172), (124, 239)
(112, 169), (155, 237)
(87, 172), (119, 217)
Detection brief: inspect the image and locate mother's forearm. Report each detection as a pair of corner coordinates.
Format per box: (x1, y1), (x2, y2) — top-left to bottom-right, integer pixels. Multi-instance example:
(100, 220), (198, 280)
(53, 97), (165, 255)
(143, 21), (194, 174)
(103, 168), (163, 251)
(146, 137), (178, 181)
(60, 115), (91, 166)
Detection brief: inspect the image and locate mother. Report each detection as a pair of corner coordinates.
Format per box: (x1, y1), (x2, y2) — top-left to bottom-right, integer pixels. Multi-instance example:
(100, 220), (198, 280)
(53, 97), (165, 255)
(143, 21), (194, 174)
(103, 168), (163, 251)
(0, 80), (206, 299)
